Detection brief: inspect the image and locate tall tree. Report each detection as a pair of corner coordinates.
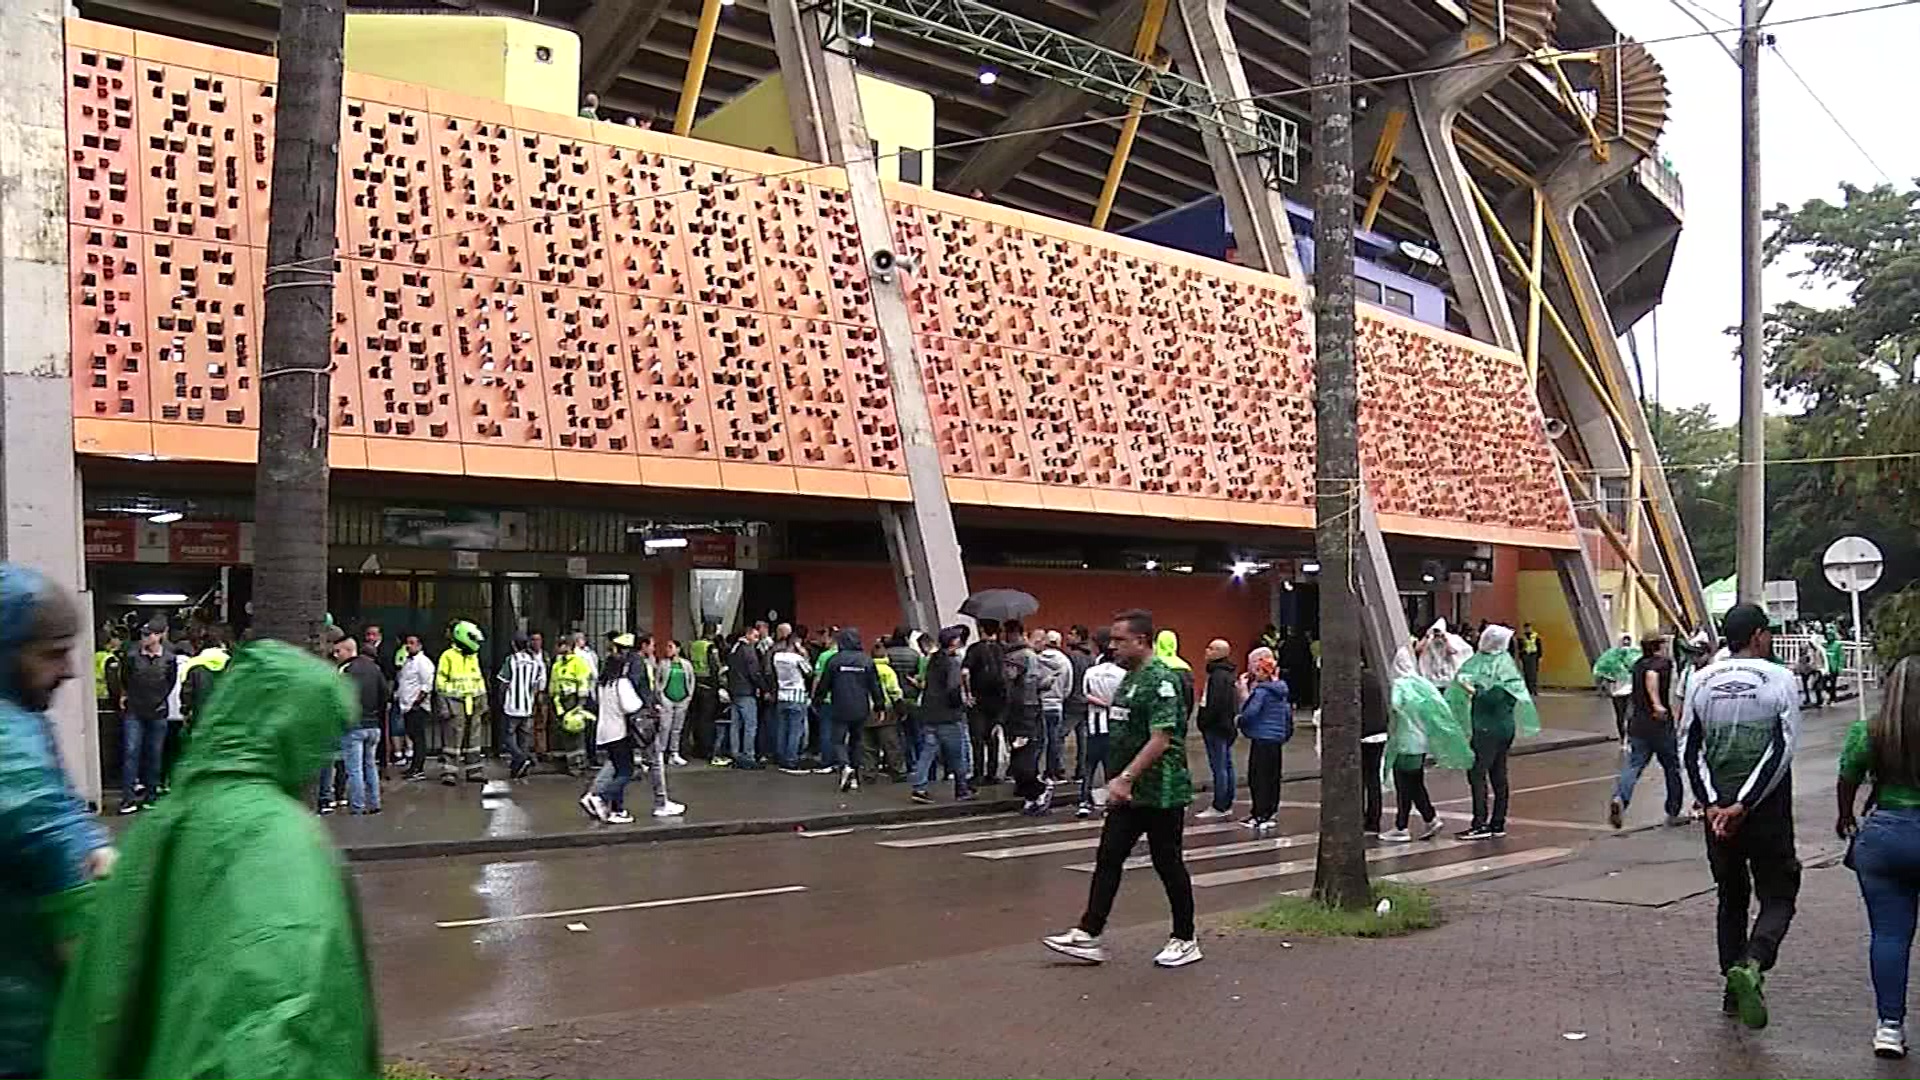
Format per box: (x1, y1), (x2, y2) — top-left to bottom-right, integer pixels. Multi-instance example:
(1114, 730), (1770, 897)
(252, 0), (346, 648)
(1308, 0), (1368, 910)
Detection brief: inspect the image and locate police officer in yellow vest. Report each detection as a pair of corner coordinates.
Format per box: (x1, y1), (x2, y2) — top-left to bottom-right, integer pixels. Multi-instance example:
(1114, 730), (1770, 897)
(1518, 623), (1544, 694)
(549, 638), (594, 775)
(435, 620), (488, 785)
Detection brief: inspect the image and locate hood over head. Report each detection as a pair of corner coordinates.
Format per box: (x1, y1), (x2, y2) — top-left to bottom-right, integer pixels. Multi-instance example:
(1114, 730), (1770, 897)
(1392, 646), (1419, 681)
(0, 564), (69, 708)
(835, 627), (864, 652)
(1155, 630), (1191, 671)
(1477, 624), (1515, 654)
(173, 640), (354, 795)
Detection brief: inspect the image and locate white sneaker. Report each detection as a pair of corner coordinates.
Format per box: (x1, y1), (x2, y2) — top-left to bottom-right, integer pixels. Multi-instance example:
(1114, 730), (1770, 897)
(839, 766), (855, 793)
(1875, 1021), (1908, 1059)
(813, 766), (837, 775)
(1420, 815), (1444, 840)
(1380, 828), (1412, 842)
(1153, 937), (1203, 968)
(668, 754), (689, 767)
(653, 800), (687, 818)
(580, 792), (607, 821)
(605, 810), (635, 824)
(1194, 807), (1231, 820)
(1041, 927), (1107, 964)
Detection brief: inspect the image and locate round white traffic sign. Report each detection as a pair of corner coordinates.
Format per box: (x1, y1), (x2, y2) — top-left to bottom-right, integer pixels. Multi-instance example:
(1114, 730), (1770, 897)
(1823, 535), (1884, 595)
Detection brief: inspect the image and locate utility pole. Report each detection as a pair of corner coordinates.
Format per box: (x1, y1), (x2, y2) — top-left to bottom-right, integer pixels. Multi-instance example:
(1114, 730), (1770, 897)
(1735, 0), (1767, 604)
(252, 0), (345, 647)
(1308, 0), (1369, 911)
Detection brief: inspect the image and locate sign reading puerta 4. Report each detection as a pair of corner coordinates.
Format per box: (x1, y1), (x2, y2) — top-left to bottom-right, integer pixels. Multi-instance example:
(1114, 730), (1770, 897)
(85, 519), (253, 564)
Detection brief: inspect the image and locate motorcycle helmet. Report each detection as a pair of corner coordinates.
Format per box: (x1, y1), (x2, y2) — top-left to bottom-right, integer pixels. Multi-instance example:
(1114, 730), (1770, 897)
(452, 620), (485, 652)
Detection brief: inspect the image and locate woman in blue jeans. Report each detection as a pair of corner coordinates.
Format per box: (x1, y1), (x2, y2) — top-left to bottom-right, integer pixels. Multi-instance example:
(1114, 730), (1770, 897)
(1839, 656), (1920, 1060)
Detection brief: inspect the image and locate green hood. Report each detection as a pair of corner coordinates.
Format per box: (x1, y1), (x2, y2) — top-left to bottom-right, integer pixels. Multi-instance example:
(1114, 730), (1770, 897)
(175, 641), (354, 796)
(1154, 630), (1191, 672)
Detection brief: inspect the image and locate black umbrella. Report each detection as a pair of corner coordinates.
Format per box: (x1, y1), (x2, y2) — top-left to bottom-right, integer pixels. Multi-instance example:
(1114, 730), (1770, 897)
(960, 588), (1039, 622)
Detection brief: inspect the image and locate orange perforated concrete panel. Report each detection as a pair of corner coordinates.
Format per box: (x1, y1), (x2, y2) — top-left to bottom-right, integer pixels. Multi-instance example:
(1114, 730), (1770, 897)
(62, 21), (1578, 548)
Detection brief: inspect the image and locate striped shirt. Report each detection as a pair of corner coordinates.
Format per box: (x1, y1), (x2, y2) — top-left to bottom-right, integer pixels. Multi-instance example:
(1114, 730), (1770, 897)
(1081, 661), (1125, 736)
(498, 650), (548, 717)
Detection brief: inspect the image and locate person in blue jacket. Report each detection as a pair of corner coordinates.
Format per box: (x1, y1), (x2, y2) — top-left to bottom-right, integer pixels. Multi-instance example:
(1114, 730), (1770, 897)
(0, 564), (113, 1077)
(1237, 646), (1294, 833)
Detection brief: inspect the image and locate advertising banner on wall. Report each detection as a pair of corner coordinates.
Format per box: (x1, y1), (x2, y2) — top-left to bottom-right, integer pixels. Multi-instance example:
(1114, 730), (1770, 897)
(380, 507), (529, 550)
(85, 520), (255, 564)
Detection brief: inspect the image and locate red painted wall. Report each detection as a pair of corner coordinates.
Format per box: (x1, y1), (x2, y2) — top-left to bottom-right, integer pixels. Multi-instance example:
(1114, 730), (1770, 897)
(782, 562), (1272, 659)
(1482, 545), (1520, 628)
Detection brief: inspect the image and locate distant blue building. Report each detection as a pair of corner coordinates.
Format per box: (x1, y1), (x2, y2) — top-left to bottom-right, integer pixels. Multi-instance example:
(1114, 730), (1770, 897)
(1120, 195), (1449, 329)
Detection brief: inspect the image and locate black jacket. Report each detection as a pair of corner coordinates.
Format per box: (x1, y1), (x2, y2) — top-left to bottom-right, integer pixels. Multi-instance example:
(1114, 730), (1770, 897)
(122, 650), (177, 718)
(726, 639), (771, 698)
(1065, 647), (1093, 709)
(1199, 658), (1239, 737)
(920, 650), (963, 726)
(819, 630), (884, 724)
(1361, 672), (1388, 740)
(341, 654), (391, 729)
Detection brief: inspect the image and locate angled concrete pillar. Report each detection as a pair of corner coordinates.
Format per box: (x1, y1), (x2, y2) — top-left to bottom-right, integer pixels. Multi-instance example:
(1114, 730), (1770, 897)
(578, 0), (677, 95)
(1, 3), (96, 802)
(1538, 142), (1706, 629)
(767, 0), (971, 631)
(1163, 0), (1301, 279)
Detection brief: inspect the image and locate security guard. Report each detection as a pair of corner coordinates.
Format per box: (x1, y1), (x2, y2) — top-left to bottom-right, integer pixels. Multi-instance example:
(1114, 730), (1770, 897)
(549, 637), (594, 775)
(435, 620), (488, 784)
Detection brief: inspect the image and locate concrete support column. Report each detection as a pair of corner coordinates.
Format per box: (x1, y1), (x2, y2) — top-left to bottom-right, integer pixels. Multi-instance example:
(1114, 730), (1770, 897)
(1538, 145), (1707, 629)
(766, 0), (971, 632)
(1163, 0), (1301, 279)
(0, 3), (96, 800)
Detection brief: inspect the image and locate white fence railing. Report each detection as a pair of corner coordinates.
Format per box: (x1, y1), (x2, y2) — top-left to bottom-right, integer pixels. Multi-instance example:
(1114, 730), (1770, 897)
(1773, 634), (1880, 689)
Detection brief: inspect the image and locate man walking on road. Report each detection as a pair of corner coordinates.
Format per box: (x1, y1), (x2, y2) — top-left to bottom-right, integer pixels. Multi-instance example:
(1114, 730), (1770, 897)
(1044, 609), (1200, 968)
(1609, 633), (1686, 829)
(1681, 602), (1802, 1030)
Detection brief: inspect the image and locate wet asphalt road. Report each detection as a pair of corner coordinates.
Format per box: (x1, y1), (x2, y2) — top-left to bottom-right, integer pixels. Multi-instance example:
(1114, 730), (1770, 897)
(357, 696), (1862, 1050)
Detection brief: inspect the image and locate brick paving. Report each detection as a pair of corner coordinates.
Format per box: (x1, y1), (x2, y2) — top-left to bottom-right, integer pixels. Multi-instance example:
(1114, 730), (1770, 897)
(405, 857), (1912, 1079)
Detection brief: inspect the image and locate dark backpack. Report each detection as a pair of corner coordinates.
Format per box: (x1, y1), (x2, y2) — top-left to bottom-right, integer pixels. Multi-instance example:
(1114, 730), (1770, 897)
(968, 641), (1006, 701)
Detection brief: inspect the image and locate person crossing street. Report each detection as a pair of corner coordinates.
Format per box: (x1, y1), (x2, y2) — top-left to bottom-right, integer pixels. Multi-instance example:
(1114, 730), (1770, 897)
(1608, 633), (1687, 830)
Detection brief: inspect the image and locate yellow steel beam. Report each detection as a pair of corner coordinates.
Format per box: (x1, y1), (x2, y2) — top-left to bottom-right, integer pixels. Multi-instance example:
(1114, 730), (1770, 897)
(674, 0), (727, 136)
(1525, 188), (1544, 384)
(1539, 51), (1608, 163)
(1557, 449), (1689, 632)
(1092, 0), (1170, 230)
(1359, 108), (1407, 232)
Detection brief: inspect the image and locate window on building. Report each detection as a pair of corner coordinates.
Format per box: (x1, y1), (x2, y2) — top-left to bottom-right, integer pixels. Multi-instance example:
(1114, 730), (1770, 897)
(1355, 277), (1384, 304)
(1384, 285), (1416, 315)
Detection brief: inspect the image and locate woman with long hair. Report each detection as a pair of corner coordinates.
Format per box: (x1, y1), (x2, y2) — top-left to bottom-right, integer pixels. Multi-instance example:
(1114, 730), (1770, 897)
(1839, 656), (1920, 1059)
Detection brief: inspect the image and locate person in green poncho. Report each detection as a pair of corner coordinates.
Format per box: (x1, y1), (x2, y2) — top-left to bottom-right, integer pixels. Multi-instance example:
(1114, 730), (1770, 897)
(49, 641), (378, 1079)
(1379, 646), (1471, 842)
(1448, 624), (1540, 840)
(1593, 633), (1639, 741)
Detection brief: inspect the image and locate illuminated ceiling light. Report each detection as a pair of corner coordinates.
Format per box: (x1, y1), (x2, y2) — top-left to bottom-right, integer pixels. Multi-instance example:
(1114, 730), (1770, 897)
(1302, 561), (1321, 574)
(644, 536), (690, 551)
(1422, 573), (1436, 584)
(1143, 558), (1159, 571)
(1231, 560), (1257, 577)
(977, 67), (998, 86)
(133, 592), (189, 604)
(148, 511), (183, 524)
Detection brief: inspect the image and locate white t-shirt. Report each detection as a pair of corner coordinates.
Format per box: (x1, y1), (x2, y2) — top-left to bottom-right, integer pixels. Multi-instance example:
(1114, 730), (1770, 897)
(772, 648), (811, 704)
(1082, 661), (1126, 736)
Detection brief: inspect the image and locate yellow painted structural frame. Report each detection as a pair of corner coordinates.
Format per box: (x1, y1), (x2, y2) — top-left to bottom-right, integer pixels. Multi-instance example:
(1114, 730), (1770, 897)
(1091, 0), (1170, 231)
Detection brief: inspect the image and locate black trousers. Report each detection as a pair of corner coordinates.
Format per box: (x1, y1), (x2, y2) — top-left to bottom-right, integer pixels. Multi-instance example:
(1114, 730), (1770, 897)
(969, 701), (1003, 782)
(1394, 765), (1437, 829)
(1610, 695), (1630, 739)
(1009, 729), (1045, 802)
(1078, 803), (1195, 941)
(1248, 739), (1284, 821)
(1467, 731), (1514, 830)
(1362, 739), (1385, 833)
(1706, 787), (1800, 974)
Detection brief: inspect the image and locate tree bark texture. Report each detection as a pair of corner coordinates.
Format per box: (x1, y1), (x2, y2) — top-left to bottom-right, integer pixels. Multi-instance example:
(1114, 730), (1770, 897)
(1308, 0), (1371, 911)
(252, 0), (345, 649)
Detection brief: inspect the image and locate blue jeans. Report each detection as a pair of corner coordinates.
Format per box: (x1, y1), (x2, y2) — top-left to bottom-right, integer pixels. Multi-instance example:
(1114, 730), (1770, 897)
(723, 697), (760, 766)
(1855, 808), (1920, 1022)
(343, 727), (382, 812)
(913, 721), (972, 793)
(1202, 730), (1237, 812)
(120, 712), (166, 801)
(776, 701), (807, 767)
(1042, 703), (1066, 778)
(1611, 726), (1682, 816)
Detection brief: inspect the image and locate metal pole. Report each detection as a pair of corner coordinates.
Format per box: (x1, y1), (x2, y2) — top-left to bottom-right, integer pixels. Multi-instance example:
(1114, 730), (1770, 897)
(1735, 0), (1766, 603)
(675, 0), (727, 135)
(1852, 586), (1866, 728)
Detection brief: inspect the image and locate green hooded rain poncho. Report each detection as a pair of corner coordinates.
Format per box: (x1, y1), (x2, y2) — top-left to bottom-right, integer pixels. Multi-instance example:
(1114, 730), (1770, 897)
(1385, 645), (1473, 773)
(1446, 624), (1541, 741)
(0, 565), (109, 1078)
(49, 641), (379, 1079)
(1591, 637), (1638, 688)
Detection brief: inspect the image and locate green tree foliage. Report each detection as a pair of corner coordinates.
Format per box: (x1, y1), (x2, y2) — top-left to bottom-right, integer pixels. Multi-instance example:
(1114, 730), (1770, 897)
(1654, 182), (1920, 624)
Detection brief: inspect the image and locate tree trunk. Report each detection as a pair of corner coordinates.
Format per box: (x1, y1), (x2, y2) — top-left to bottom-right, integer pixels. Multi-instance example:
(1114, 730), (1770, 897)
(1308, 0), (1370, 910)
(252, 0), (345, 649)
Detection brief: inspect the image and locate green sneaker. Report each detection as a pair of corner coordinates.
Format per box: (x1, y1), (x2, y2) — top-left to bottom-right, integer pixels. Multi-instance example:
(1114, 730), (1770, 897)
(1725, 960), (1768, 1029)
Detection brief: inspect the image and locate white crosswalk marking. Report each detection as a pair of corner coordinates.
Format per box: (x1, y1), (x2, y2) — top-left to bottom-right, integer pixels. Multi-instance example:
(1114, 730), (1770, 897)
(1377, 846), (1571, 884)
(876, 819), (1103, 849)
(1189, 838), (1478, 888)
(1064, 833), (1320, 873)
(962, 822), (1244, 861)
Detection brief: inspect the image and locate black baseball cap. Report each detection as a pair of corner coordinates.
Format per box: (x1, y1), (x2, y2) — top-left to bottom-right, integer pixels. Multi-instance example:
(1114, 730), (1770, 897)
(1721, 603), (1771, 651)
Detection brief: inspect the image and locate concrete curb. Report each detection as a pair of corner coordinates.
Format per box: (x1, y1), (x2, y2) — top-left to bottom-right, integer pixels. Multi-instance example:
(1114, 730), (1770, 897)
(342, 730), (1618, 862)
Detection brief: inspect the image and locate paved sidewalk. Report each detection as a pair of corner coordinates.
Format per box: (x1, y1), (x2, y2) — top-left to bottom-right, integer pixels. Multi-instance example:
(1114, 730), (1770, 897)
(404, 852), (1898, 1079)
(321, 712), (1611, 860)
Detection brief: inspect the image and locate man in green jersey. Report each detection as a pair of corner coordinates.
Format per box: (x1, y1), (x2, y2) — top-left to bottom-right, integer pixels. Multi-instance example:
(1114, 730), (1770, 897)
(1043, 608), (1200, 968)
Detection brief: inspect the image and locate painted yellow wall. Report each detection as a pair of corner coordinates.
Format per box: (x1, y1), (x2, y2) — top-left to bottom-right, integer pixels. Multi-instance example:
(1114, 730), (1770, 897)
(344, 14), (580, 116)
(1518, 568), (1666, 688)
(693, 73), (935, 184)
